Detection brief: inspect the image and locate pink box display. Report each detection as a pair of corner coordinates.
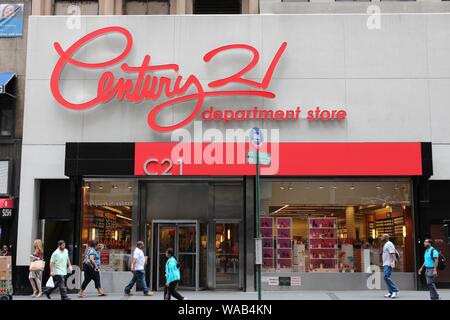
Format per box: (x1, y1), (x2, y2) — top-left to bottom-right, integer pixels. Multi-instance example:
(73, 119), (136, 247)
(276, 217), (292, 271)
(260, 217), (274, 270)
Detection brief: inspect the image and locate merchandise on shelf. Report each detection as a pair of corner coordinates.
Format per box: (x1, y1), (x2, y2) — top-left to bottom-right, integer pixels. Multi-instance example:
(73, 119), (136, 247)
(260, 217), (275, 271)
(276, 217), (293, 272)
(308, 217), (338, 272)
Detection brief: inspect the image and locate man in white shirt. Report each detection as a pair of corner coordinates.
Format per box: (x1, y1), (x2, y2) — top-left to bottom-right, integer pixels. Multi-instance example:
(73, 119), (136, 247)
(124, 241), (154, 296)
(381, 234), (400, 298)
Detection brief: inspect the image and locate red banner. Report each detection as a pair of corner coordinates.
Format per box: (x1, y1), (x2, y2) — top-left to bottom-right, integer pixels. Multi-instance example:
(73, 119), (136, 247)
(134, 142), (422, 176)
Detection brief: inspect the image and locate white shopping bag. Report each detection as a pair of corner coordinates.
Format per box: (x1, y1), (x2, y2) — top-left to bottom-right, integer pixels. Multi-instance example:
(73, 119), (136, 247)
(46, 276), (54, 288)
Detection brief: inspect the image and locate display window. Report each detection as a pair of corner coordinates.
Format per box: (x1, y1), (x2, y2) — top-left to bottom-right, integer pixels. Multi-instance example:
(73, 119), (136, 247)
(260, 180), (414, 273)
(81, 181), (136, 271)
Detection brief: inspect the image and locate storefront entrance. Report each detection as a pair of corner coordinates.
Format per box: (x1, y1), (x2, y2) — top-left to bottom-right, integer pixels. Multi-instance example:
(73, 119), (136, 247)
(214, 221), (241, 289)
(153, 221), (207, 290)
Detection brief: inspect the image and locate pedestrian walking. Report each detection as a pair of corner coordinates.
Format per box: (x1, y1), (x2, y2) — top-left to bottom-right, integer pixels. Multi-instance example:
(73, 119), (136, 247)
(124, 241), (154, 296)
(418, 239), (442, 300)
(29, 239), (44, 298)
(43, 240), (73, 300)
(78, 240), (106, 298)
(164, 248), (187, 300)
(381, 234), (400, 298)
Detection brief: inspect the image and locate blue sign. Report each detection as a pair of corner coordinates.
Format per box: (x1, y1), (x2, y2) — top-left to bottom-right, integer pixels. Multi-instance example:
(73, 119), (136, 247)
(250, 127), (264, 147)
(0, 4), (24, 38)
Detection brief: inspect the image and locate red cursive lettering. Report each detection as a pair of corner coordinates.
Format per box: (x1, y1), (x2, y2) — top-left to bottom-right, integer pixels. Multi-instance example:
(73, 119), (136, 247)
(50, 26), (287, 132)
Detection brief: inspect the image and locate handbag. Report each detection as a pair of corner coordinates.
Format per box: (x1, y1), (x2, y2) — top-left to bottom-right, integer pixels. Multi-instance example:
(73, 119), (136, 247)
(29, 259), (45, 272)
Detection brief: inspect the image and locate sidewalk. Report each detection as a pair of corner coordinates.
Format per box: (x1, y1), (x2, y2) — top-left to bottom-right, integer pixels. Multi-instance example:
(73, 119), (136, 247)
(12, 290), (450, 300)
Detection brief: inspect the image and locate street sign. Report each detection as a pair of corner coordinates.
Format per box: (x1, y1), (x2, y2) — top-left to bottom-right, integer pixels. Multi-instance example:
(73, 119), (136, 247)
(250, 127), (263, 147)
(247, 151), (271, 165)
(255, 239), (262, 265)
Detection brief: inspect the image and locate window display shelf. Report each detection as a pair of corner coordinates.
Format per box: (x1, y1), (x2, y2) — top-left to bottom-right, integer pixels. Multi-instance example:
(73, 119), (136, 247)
(308, 217), (338, 272)
(260, 217), (275, 270)
(276, 217), (293, 271)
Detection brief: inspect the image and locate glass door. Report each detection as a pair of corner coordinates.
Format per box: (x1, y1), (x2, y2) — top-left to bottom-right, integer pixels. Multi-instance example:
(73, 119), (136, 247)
(156, 222), (199, 290)
(215, 222), (240, 288)
(158, 225), (176, 289)
(177, 225), (196, 288)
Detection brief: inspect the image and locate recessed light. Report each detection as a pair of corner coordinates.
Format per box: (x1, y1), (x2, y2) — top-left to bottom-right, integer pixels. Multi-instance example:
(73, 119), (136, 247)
(332, 184), (337, 189)
(288, 186), (294, 191)
(98, 185), (104, 190)
(128, 185), (133, 189)
(280, 186), (285, 190)
(376, 185), (382, 190)
(350, 185), (355, 190)
(319, 186), (324, 190)
(112, 184), (118, 189)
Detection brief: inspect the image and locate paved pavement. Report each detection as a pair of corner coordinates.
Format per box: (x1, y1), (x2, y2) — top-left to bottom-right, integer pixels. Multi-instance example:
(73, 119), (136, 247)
(11, 289), (450, 300)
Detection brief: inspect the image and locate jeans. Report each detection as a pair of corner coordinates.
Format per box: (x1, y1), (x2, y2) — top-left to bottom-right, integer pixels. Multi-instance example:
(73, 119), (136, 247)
(124, 270), (148, 294)
(383, 266), (399, 294)
(425, 268), (440, 300)
(44, 275), (69, 300)
(81, 264), (101, 290)
(164, 280), (184, 300)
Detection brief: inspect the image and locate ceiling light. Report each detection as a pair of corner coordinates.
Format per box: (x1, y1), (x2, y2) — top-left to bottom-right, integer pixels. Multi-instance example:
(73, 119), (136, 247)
(128, 185), (133, 189)
(103, 206), (123, 214)
(376, 185), (382, 190)
(112, 184), (118, 189)
(272, 205), (289, 214)
(332, 184), (337, 189)
(280, 186), (285, 190)
(117, 214), (132, 221)
(83, 185), (90, 189)
(319, 186), (324, 190)
(350, 185), (355, 190)
(288, 186), (294, 191)
(98, 185), (104, 190)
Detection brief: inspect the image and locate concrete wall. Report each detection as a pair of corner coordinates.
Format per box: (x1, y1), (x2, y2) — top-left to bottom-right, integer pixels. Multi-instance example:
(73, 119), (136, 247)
(54, 0), (99, 15)
(260, 0), (450, 14)
(125, 0), (170, 15)
(17, 14), (450, 265)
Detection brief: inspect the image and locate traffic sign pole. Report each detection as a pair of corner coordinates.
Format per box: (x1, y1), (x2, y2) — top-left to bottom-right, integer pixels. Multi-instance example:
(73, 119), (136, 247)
(256, 146), (261, 301)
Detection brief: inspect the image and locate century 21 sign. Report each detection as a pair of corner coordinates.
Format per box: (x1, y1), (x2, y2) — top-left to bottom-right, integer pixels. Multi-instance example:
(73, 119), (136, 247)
(50, 26), (288, 132)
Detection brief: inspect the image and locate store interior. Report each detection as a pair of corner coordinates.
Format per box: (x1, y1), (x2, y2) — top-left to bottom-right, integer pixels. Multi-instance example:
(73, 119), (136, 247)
(260, 180), (414, 273)
(81, 181), (135, 271)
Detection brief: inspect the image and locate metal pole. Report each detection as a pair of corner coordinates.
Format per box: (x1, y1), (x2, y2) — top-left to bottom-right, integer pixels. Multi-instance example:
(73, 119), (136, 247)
(256, 147), (261, 300)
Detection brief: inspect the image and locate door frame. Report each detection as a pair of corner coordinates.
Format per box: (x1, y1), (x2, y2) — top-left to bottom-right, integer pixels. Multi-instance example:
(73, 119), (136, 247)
(151, 220), (202, 291)
(211, 219), (243, 290)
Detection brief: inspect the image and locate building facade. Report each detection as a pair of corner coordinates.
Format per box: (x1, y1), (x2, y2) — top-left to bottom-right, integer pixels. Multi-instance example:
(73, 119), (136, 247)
(10, 0), (450, 293)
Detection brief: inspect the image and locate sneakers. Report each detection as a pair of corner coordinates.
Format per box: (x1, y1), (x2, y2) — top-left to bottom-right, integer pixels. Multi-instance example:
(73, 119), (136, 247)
(44, 291), (51, 300)
(144, 292), (155, 296)
(384, 293), (392, 298)
(391, 291), (399, 299)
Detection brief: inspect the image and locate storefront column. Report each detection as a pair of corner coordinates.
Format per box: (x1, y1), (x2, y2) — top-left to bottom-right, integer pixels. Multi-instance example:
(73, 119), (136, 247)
(346, 206), (356, 240)
(242, 0), (259, 14)
(31, 0), (52, 15)
(170, 0), (187, 15)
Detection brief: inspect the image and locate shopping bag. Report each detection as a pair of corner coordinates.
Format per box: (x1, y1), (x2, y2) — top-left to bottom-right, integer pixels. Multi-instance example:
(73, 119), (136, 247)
(46, 276), (54, 288)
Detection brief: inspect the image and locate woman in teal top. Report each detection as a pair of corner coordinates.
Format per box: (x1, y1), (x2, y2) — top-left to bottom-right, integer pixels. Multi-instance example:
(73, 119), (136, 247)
(78, 240), (106, 298)
(164, 248), (186, 300)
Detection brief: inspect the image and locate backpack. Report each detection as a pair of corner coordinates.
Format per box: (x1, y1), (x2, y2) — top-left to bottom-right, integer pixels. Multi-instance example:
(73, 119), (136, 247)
(431, 248), (446, 271)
